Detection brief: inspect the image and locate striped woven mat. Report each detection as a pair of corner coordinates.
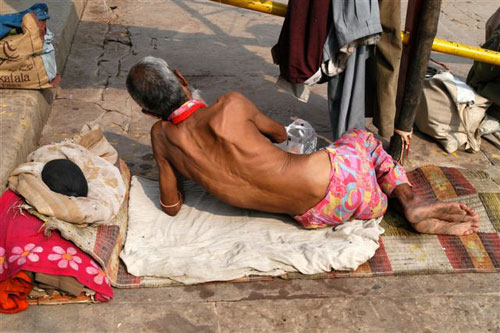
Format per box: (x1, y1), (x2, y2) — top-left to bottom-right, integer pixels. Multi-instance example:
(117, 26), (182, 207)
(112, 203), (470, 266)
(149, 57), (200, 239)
(113, 165), (500, 288)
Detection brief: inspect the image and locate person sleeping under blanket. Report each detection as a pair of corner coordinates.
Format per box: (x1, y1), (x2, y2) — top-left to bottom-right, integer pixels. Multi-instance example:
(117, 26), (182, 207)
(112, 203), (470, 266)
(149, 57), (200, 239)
(125, 56), (479, 236)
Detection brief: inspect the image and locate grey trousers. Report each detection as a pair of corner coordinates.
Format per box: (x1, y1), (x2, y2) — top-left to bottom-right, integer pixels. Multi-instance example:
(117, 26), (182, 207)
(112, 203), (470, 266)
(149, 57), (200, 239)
(328, 45), (372, 140)
(326, 0), (383, 140)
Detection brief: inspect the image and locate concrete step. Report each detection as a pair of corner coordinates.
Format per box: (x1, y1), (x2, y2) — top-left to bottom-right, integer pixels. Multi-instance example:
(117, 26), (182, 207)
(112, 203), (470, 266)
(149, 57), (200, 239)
(0, 0), (87, 192)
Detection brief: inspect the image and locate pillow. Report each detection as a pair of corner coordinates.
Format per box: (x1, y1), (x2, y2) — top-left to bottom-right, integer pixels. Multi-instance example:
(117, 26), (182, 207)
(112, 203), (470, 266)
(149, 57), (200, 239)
(8, 127), (125, 225)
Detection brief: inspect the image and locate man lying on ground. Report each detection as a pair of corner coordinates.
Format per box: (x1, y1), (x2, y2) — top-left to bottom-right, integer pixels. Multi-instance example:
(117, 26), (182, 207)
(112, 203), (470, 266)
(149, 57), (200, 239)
(126, 56), (479, 236)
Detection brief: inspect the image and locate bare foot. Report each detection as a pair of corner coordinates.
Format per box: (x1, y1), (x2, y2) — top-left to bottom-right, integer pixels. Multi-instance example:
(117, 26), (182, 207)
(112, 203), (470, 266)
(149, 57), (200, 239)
(404, 201), (480, 236)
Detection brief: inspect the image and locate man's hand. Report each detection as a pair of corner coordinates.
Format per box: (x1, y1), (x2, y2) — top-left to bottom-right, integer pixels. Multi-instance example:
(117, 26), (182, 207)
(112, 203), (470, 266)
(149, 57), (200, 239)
(254, 113), (287, 143)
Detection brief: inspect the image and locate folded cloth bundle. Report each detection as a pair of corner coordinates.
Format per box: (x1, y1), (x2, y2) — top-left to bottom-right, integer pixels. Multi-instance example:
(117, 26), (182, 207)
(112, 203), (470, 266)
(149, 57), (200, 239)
(0, 272), (33, 313)
(8, 125), (125, 225)
(3, 125), (131, 289)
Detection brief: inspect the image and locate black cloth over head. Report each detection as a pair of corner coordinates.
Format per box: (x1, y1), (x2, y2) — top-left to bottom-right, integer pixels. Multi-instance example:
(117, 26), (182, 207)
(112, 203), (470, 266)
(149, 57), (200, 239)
(41, 159), (88, 197)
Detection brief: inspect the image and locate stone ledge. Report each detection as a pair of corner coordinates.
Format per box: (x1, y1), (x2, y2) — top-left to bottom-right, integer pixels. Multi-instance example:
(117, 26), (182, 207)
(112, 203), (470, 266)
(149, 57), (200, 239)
(0, 89), (53, 191)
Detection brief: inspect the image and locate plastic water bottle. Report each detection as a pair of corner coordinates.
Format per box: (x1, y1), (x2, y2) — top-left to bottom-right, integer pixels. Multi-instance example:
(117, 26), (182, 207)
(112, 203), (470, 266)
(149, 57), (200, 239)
(277, 119), (317, 154)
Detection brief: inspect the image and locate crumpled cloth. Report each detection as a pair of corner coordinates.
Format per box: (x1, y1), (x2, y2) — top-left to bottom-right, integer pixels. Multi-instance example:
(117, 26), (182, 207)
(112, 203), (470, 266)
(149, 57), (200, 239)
(8, 125), (125, 225)
(121, 177), (384, 285)
(0, 272), (33, 314)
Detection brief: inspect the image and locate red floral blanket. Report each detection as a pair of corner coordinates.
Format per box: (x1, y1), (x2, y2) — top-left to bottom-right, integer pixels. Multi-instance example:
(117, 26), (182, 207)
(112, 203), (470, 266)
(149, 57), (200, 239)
(0, 190), (113, 301)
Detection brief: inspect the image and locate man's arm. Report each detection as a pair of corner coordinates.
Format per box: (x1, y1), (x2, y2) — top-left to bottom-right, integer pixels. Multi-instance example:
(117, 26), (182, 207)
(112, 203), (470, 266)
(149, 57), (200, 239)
(253, 111), (287, 144)
(151, 122), (183, 216)
(221, 91), (287, 143)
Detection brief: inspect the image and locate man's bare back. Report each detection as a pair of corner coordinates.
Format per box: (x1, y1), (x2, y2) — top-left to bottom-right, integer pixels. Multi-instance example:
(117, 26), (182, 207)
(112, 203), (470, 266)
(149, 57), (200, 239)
(126, 56), (480, 236)
(151, 92), (331, 216)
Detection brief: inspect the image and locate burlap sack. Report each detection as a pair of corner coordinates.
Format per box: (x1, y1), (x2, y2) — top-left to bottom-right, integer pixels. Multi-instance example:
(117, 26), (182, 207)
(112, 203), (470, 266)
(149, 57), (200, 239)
(415, 72), (491, 153)
(0, 12), (52, 89)
(8, 126), (125, 225)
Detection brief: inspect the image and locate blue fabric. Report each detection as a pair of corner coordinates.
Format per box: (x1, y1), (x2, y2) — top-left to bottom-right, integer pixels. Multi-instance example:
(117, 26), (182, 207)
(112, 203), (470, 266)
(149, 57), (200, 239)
(0, 3), (49, 39)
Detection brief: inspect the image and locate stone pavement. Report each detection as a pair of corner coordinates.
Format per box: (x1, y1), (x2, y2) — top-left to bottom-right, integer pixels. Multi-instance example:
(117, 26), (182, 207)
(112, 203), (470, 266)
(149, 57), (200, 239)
(2, 0), (500, 331)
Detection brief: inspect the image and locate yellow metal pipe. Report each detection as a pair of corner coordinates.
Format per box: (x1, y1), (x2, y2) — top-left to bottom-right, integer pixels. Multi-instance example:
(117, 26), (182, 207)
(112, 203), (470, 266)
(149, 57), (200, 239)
(210, 0), (500, 66)
(401, 32), (500, 66)
(209, 0), (287, 17)
(428, 37), (500, 66)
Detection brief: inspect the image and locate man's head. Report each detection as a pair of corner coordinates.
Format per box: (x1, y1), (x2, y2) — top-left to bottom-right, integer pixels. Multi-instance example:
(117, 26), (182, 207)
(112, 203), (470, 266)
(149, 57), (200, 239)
(126, 56), (189, 120)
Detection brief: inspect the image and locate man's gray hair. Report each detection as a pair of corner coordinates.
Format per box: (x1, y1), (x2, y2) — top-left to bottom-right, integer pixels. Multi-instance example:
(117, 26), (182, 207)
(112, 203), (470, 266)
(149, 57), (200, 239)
(126, 56), (186, 119)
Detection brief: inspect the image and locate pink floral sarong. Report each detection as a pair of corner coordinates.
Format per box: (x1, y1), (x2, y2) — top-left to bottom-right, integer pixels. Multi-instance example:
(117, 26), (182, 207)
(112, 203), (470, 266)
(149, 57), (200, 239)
(295, 129), (409, 229)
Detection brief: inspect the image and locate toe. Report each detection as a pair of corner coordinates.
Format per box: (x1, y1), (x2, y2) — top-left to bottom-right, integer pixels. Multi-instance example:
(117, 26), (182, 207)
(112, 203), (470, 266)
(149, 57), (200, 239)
(452, 223), (475, 236)
(460, 203), (477, 217)
(464, 225), (480, 235)
(472, 213), (480, 223)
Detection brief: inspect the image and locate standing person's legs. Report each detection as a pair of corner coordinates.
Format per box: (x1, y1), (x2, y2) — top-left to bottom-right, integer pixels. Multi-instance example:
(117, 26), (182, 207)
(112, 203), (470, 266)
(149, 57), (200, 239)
(366, 0), (402, 139)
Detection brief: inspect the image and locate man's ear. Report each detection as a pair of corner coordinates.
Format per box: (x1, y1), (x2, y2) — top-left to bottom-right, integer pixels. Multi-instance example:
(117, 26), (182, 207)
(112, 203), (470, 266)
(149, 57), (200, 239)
(173, 69), (189, 87)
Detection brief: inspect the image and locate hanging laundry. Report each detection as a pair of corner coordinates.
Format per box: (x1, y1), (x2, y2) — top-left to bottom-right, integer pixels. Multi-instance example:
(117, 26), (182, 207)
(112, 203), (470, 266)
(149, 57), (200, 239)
(272, 0), (382, 140)
(271, 0), (332, 101)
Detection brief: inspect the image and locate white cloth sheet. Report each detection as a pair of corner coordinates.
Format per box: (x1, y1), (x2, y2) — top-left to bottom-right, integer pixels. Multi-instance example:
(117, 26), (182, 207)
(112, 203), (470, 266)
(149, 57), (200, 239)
(121, 176), (384, 284)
